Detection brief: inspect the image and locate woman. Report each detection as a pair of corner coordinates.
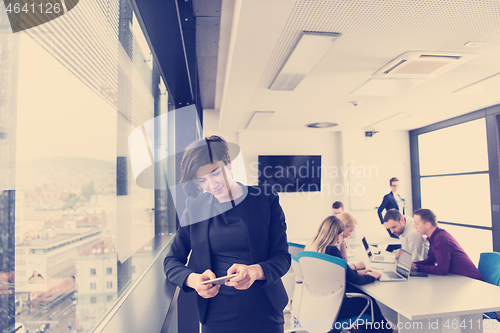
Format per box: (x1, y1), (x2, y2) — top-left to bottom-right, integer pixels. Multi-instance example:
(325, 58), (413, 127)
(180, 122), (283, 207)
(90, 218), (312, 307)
(336, 212), (364, 271)
(377, 177), (405, 224)
(377, 177), (405, 252)
(164, 135), (291, 333)
(306, 216), (392, 332)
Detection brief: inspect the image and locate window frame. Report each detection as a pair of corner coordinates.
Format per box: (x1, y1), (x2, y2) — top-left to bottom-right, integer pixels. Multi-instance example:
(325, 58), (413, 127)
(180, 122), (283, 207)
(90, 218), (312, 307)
(410, 104), (500, 252)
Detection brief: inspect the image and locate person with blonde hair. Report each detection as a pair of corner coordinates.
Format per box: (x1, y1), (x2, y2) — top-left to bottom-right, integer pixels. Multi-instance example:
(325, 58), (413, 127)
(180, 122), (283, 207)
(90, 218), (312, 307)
(336, 212), (364, 269)
(306, 216), (392, 332)
(337, 212), (356, 238)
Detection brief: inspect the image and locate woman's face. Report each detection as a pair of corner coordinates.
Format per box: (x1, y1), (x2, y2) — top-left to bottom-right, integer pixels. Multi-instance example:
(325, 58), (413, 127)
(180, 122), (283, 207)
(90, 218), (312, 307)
(343, 225), (355, 238)
(390, 181), (399, 193)
(194, 160), (235, 202)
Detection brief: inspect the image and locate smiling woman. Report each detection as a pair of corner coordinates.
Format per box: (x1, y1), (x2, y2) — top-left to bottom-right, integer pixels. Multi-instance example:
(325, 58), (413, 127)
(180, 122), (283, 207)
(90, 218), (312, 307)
(164, 135), (291, 333)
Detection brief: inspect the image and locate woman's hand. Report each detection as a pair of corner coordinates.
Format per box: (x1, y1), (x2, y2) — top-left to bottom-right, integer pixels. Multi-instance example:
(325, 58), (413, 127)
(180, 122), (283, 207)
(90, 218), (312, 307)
(338, 235), (348, 259)
(225, 264), (265, 290)
(357, 269), (381, 279)
(367, 270), (382, 279)
(185, 270), (220, 298)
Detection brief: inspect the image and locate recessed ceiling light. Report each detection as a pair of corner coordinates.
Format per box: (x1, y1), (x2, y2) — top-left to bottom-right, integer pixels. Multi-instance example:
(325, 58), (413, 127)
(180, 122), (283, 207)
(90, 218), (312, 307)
(306, 122), (338, 129)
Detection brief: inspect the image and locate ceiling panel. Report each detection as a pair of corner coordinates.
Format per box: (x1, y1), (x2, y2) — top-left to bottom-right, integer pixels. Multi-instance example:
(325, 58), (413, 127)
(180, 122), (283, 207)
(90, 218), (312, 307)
(206, 0), (500, 132)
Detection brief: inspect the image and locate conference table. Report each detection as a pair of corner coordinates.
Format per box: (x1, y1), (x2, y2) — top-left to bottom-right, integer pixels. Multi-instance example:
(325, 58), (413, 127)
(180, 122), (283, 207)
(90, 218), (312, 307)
(346, 238), (500, 333)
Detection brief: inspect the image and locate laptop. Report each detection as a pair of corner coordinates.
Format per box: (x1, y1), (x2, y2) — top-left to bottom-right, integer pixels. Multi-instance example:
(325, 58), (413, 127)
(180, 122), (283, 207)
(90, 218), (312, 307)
(361, 237), (396, 263)
(379, 249), (412, 282)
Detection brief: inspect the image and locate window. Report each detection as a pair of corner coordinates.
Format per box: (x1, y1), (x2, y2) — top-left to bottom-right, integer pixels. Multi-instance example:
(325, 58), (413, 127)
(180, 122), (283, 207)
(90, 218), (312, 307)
(411, 116), (494, 264)
(107, 295), (113, 302)
(91, 297), (97, 304)
(6, 0), (177, 330)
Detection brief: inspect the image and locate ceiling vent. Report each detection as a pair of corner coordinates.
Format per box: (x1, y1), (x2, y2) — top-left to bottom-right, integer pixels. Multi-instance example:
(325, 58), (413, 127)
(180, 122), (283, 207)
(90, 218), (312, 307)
(372, 51), (477, 79)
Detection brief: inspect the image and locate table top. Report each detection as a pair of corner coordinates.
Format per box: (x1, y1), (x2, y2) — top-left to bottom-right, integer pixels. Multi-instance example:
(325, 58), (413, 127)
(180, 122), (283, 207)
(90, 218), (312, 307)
(354, 274), (500, 321)
(290, 235), (401, 247)
(344, 237), (500, 321)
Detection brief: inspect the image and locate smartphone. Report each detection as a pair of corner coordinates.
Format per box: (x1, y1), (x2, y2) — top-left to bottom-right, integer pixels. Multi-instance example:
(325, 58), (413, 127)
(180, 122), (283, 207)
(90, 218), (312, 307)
(200, 273), (239, 285)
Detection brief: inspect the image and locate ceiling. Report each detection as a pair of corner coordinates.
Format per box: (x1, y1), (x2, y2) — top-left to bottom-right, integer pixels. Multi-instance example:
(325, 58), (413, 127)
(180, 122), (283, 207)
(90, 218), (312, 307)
(199, 0), (500, 133)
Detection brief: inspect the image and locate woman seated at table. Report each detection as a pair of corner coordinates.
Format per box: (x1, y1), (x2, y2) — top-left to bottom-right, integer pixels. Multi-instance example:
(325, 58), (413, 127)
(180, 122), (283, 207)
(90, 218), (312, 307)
(336, 212), (361, 264)
(305, 216), (393, 333)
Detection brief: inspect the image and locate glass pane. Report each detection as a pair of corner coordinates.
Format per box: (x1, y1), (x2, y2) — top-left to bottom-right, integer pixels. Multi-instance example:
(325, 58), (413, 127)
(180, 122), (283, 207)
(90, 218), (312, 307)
(15, 34), (118, 332)
(418, 118), (488, 176)
(437, 224), (492, 266)
(420, 174), (491, 227)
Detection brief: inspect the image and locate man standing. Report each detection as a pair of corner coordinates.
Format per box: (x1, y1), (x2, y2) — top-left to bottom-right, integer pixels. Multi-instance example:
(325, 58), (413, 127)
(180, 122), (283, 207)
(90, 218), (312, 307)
(411, 208), (483, 280)
(332, 201), (344, 216)
(383, 209), (426, 261)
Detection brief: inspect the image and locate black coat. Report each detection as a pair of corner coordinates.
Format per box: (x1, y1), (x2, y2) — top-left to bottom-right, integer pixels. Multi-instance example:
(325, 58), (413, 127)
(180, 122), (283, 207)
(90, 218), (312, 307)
(325, 246), (375, 285)
(163, 185), (291, 324)
(377, 192), (405, 224)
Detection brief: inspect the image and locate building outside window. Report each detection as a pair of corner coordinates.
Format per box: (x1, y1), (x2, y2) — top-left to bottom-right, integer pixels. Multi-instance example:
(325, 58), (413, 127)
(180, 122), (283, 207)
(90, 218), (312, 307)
(0, 0), (175, 331)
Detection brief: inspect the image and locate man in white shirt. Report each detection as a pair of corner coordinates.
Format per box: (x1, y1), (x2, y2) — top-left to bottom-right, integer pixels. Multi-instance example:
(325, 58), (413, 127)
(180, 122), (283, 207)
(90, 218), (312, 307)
(383, 209), (427, 261)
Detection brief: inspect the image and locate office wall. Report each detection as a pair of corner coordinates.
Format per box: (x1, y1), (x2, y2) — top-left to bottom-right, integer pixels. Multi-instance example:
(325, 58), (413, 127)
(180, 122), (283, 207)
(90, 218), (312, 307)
(339, 130), (412, 238)
(204, 128), (411, 242)
(238, 130), (342, 240)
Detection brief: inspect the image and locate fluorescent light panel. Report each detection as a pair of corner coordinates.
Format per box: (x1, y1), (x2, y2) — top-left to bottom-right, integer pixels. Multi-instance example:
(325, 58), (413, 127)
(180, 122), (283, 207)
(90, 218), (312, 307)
(246, 111), (275, 130)
(453, 72), (500, 95)
(350, 78), (424, 97)
(365, 112), (414, 128)
(270, 31), (341, 91)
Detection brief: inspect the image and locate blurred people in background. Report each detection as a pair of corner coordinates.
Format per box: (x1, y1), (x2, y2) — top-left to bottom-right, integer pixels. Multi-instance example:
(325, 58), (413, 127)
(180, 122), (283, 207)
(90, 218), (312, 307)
(411, 209), (482, 281)
(383, 209), (426, 261)
(332, 201), (344, 216)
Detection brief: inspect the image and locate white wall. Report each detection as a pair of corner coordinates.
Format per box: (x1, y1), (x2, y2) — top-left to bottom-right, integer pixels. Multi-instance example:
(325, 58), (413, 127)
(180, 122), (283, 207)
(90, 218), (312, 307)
(339, 130), (412, 240)
(238, 130), (342, 241)
(203, 128), (412, 242)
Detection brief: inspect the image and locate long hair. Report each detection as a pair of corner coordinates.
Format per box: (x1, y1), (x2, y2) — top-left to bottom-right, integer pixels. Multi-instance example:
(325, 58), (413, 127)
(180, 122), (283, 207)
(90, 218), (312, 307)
(180, 135), (230, 198)
(337, 212), (357, 229)
(305, 216), (345, 254)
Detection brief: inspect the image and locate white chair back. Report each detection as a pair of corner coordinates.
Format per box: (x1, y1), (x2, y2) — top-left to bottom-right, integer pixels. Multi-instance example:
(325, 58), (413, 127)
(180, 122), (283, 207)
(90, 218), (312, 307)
(289, 242), (305, 282)
(281, 266), (296, 312)
(296, 251), (346, 333)
(288, 243), (305, 320)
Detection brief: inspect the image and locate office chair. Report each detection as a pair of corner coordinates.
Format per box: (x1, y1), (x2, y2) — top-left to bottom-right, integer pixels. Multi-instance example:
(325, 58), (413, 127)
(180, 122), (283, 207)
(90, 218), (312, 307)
(284, 243), (305, 327)
(282, 266), (296, 313)
(478, 252), (500, 319)
(287, 251), (373, 333)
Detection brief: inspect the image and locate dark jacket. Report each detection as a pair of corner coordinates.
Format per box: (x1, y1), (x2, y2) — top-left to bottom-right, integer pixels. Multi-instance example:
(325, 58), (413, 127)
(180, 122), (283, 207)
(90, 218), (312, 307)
(163, 185), (291, 324)
(377, 192), (405, 224)
(325, 246), (375, 285)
